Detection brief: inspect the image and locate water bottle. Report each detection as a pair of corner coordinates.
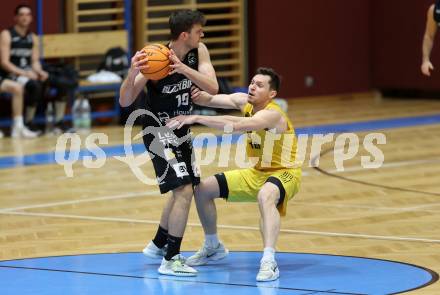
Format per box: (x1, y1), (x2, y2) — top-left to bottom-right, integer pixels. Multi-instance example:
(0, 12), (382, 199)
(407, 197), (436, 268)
(72, 97), (92, 133)
(46, 102), (55, 134)
(81, 97), (91, 133)
(72, 98), (82, 132)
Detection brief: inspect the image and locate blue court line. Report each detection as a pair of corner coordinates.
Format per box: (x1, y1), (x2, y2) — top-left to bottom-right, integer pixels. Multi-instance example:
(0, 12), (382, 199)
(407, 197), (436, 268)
(1, 113), (439, 169)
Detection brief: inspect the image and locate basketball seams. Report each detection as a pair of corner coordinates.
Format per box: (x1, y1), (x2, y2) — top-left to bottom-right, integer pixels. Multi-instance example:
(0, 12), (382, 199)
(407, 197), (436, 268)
(147, 58), (169, 62)
(142, 49), (169, 61)
(142, 61), (171, 75)
(142, 66), (170, 80)
(141, 51), (169, 62)
(140, 43), (171, 79)
(142, 44), (169, 60)
(155, 49), (169, 60)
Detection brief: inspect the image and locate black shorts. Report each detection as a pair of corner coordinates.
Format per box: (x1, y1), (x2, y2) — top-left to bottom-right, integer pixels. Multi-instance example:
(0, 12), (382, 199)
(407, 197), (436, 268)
(142, 123), (200, 194)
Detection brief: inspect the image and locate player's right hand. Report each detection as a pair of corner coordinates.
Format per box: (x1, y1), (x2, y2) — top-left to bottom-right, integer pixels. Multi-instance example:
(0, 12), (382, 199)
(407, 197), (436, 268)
(130, 51), (149, 74)
(191, 86), (212, 105)
(191, 86), (201, 101)
(25, 70), (38, 80)
(421, 61), (434, 76)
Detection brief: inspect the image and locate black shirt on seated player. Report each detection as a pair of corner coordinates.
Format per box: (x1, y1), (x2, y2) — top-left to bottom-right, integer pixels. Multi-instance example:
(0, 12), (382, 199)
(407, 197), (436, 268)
(0, 23), (45, 132)
(0, 4), (71, 134)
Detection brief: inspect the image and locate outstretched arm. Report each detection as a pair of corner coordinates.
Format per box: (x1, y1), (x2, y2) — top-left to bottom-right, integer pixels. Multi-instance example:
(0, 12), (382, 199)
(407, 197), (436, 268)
(167, 109), (285, 132)
(191, 87), (248, 111)
(422, 4), (437, 76)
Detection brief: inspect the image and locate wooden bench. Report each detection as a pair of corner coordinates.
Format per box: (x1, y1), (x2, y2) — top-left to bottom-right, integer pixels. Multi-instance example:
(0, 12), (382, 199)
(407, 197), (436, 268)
(41, 30), (129, 119)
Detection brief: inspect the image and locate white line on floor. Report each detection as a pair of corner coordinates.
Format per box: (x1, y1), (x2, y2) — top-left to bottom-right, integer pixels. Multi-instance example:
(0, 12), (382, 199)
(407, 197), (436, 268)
(1, 210), (439, 244)
(318, 157), (440, 174)
(294, 201), (440, 213)
(0, 191), (160, 212)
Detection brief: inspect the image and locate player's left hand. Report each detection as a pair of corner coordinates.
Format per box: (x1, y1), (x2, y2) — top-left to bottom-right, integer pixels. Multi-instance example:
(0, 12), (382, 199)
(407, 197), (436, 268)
(166, 115), (198, 129)
(421, 61), (434, 76)
(168, 49), (189, 75)
(38, 70), (49, 81)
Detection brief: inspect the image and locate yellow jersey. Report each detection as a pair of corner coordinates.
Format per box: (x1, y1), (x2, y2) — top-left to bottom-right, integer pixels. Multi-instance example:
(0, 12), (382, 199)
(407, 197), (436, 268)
(242, 101), (298, 171)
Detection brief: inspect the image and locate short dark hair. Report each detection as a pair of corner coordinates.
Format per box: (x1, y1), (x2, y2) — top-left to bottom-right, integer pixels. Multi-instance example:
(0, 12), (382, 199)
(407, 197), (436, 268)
(169, 10), (206, 40)
(15, 4), (32, 15)
(256, 67), (281, 92)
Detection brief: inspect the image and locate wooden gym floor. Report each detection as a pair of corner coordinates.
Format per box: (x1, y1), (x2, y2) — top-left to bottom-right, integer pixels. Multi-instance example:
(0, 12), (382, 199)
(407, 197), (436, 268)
(0, 92), (439, 294)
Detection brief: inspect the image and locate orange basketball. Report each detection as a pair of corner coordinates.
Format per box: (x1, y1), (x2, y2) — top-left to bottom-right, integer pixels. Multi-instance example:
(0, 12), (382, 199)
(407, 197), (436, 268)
(140, 44), (171, 80)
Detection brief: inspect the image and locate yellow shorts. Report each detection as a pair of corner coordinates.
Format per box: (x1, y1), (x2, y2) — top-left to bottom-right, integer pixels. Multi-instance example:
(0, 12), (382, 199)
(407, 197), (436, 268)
(215, 168), (301, 216)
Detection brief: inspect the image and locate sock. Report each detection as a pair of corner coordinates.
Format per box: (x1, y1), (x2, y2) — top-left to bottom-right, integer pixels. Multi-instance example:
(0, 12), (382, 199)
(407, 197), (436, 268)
(152, 225), (168, 249)
(55, 101), (66, 123)
(13, 116), (24, 129)
(261, 247), (275, 262)
(165, 234), (183, 261)
(204, 234), (220, 248)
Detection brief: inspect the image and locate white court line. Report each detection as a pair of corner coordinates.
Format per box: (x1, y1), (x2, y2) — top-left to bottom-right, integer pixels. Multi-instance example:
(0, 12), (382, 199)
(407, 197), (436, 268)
(297, 157), (440, 177)
(405, 202), (440, 211)
(1, 156), (438, 214)
(294, 201), (440, 213)
(0, 191), (160, 212)
(322, 157), (440, 174)
(1, 210), (439, 244)
(2, 153), (436, 188)
(0, 155), (438, 214)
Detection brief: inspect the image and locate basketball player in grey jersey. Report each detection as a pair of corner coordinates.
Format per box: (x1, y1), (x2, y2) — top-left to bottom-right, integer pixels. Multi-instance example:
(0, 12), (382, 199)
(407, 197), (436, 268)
(0, 4), (48, 132)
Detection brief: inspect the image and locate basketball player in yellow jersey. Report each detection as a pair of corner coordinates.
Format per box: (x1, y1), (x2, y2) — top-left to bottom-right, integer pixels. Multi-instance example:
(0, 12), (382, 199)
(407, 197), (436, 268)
(167, 67), (301, 281)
